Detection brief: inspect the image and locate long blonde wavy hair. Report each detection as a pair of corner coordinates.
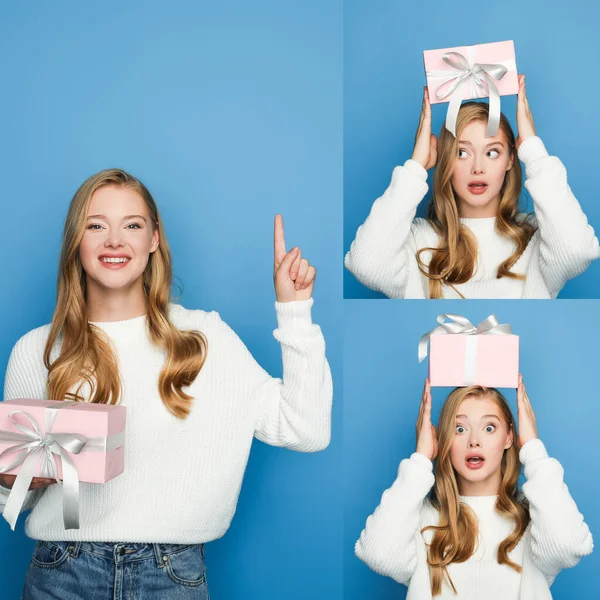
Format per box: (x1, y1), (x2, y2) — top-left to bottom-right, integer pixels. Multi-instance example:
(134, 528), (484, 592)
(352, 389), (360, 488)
(43, 168), (208, 419)
(422, 386), (530, 596)
(416, 102), (537, 298)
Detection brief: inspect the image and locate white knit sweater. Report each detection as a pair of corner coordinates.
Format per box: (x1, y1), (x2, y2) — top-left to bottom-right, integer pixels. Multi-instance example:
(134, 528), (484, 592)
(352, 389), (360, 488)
(355, 439), (593, 600)
(345, 137), (600, 298)
(0, 299), (332, 543)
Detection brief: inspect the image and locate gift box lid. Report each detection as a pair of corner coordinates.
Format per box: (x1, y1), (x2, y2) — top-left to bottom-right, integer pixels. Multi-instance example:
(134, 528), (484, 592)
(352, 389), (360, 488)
(0, 398), (126, 437)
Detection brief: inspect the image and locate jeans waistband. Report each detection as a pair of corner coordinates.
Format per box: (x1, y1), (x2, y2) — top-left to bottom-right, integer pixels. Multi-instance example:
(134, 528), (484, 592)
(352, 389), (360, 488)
(42, 541), (203, 566)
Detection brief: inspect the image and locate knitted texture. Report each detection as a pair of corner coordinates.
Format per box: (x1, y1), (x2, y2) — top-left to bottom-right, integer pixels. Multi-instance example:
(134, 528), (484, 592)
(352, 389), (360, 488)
(355, 439), (593, 600)
(345, 137), (600, 298)
(0, 299), (332, 543)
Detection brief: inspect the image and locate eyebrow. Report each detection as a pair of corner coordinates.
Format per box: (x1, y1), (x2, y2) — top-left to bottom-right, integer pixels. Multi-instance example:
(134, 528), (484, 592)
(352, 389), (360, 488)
(458, 140), (505, 148)
(87, 214), (147, 221)
(456, 414), (501, 421)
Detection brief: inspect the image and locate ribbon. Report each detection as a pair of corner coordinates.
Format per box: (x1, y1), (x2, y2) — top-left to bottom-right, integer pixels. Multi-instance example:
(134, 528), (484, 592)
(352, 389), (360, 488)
(418, 314), (512, 366)
(426, 46), (514, 137)
(0, 401), (124, 530)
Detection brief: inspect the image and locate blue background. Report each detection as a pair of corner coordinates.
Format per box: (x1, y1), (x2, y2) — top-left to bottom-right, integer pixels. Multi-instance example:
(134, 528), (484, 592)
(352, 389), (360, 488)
(0, 1), (342, 599)
(344, 0), (600, 299)
(344, 300), (599, 599)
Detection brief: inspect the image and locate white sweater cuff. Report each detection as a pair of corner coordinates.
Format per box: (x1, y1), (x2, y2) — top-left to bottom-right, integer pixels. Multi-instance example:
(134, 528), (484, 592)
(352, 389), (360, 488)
(517, 136), (549, 164)
(408, 452), (434, 472)
(403, 159), (429, 181)
(274, 298), (314, 331)
(519, 438), (548, 464)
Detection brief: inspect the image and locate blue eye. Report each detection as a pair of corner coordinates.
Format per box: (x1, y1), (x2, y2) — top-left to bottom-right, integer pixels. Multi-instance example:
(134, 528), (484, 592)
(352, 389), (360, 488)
(456, 425), (466, 434)
(127, 223), (142, 229)
(484, 424), (496, 433)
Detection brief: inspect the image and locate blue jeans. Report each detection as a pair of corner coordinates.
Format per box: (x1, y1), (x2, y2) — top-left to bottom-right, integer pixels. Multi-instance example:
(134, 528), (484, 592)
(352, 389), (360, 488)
(21, 541), (210, 600)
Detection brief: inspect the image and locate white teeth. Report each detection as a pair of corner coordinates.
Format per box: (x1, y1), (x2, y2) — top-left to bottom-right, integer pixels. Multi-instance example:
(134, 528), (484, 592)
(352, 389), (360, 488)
(101, 257), (129, 264)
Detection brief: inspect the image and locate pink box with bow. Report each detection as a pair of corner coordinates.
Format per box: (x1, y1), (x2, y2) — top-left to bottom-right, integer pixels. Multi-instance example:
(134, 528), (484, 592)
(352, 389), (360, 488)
(423, 40), (519, 104)
(423, 40), (519, 137)
(0, 398), (126, 482)
(419, 314), (519, 388)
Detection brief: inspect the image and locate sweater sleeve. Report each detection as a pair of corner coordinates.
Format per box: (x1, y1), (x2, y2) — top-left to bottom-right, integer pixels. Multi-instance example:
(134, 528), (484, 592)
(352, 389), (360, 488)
(520, 438), (593, 578)
(519, 136), (600, 297)
(209, 299), (332, 452)
(344, 160), (429, 298)
(355, 452), (435, 585)
(1, 329), (51, 514)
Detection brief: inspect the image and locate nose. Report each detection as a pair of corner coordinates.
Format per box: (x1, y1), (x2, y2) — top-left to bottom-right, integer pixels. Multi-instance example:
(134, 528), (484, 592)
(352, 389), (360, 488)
(104, 230), (126, 248)
(471, 155), (485, 175)
(467, 434), (481, 448)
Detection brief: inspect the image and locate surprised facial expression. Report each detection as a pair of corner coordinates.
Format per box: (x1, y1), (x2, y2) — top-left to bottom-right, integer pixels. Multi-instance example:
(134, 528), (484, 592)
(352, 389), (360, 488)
(451, 120), (515, 216)
(449, 396), (514, 495)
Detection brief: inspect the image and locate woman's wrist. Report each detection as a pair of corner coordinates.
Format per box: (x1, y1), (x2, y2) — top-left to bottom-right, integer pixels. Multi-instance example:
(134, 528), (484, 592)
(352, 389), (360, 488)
(517, 136), (548, 164)
(404, 159), (429, 181)
(274, 298), (314, 331)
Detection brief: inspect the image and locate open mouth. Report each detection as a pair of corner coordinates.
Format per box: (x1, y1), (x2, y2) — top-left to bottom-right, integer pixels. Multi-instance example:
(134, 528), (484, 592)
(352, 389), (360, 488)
(467, 182), (488, 195)
(98, 256), (131, 269)
(465, 456), (485, 470)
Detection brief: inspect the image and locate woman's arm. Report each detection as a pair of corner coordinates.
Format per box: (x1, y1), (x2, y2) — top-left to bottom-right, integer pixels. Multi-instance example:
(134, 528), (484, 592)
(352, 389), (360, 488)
(345, 87), (436, 298)
(519, 136), (600, 297)
(516, 375), (593, 577)
(521, 438), (593, 576)
(253, 299), (332, 451)
(344, 161), (429, 297)
(514, 75), (599, 297)
(356, 378), (437, 584)
(207, 299), (332, 452)
(355, 452), (434, 584)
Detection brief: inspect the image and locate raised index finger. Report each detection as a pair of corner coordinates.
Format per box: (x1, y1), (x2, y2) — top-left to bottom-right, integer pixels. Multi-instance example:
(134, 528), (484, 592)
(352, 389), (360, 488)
(274, 214), (286, 265)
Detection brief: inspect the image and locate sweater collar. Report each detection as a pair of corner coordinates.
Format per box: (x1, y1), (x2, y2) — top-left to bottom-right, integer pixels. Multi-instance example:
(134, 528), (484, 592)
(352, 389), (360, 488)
(459, 494), (499, 513)
(88, 312), (149, 341)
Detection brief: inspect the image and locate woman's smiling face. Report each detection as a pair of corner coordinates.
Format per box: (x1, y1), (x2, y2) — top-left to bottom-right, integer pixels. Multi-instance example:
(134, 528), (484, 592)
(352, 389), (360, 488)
(451, 120), (515, 218)
(79, 185), (159, 294)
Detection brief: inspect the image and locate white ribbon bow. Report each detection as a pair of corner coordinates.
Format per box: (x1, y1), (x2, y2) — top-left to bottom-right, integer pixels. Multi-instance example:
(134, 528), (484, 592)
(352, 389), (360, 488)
(426, 46), (514, 137)
(0, 402), (123, 530)
(418, 313), (512, 364)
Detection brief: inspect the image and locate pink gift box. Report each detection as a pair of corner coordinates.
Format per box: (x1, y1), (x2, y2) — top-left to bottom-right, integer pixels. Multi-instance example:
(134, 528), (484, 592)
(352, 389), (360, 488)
(428, 333), (519, 388)
(423, 40), (519, 105)
(0, 398), (126, 483)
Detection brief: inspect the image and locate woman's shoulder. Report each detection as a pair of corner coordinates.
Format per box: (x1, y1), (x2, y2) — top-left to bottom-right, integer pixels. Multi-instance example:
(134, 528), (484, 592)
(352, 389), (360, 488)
(6, 322), (54, 378)
(11, 322), (53, 355)
(168, 302), (228, 333)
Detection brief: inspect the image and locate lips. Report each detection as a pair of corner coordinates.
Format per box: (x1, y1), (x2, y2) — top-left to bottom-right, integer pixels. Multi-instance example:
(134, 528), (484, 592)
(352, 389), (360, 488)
(467, 181), (488, 195)
(465, 454), (486, 470)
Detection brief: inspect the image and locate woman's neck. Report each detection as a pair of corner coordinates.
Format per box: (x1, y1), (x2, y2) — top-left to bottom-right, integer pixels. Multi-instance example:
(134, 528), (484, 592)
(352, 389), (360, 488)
(457, 470), (502, 497)
(86, 280), (148, 322)
(457, 194), (501, 218)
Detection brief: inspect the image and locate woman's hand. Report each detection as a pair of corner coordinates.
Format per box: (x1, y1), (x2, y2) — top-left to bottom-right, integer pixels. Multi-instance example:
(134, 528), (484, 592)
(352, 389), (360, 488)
(517, 373), (538, 448)
(416, 378), (438, 460)
(515, 74), (536, 151)
(0, 473), (57, 491)
(273, 214), (316, 302)
(411, 86), (438, 170)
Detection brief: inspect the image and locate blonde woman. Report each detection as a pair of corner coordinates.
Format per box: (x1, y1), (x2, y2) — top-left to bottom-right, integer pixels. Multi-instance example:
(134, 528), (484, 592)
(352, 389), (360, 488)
(355, 377), (592, 599)
(0, 169), (332, 599)
(345, 74), (600, 298)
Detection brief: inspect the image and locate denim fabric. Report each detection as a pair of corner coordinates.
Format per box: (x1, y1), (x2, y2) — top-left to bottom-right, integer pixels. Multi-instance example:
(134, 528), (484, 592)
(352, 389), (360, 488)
(21, 541), (209, 600)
